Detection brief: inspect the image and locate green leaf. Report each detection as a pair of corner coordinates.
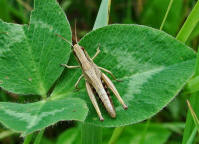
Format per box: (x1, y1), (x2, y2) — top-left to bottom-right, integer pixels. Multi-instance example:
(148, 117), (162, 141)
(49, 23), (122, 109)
(0, 0), (71, 96)
(0, 98), (88, 136)
(52, 24), (196, 126)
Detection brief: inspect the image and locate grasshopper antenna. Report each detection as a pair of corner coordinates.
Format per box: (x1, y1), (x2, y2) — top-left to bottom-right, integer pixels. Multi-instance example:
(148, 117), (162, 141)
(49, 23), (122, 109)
(56, 33), (73, 47)
(74, 20), (78, 44)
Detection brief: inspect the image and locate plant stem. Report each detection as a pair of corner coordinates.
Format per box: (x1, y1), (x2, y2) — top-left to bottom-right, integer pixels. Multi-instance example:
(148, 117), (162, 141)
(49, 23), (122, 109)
(139, 119), (151, 144)
(108, 126), (125, 144)
(160, 0), (174, 30)
(34, 129), (45, 144)
(186, 127), (197, 144)
(23, 133), (33, 144)
(176, 0), (199, 42)
(81, 123), (102, 144)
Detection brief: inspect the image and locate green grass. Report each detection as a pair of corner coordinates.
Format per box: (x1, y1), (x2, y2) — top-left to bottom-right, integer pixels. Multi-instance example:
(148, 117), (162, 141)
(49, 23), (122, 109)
(175, 1), (199, 143)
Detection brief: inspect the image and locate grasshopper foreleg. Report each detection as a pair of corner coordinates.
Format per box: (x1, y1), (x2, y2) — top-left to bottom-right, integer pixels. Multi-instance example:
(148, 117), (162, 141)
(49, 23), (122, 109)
(98, 67), (121, 82)
(85, 81), (104, 121)
(92, 47), (100, 60)
(61, 64), (80, 69)
(101, 73), (128, 109)
(74, 74), (83, 90)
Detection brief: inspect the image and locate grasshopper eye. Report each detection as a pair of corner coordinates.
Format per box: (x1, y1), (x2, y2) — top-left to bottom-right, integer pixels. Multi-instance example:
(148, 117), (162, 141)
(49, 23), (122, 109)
(81, 47), (85, 51)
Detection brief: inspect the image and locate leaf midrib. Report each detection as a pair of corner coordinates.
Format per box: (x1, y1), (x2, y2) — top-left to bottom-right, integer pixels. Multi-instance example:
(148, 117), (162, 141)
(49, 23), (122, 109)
(23, 25), (46, 96)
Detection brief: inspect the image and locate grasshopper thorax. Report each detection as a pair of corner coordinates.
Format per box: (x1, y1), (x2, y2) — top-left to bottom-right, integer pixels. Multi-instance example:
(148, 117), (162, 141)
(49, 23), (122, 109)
(73, 44), (83, 52)
(73, 44), (84, 57)
(73, 44), (89, 66)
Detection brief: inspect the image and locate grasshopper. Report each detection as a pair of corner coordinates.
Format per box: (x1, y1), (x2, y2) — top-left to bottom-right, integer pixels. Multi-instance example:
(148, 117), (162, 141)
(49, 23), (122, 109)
(57, 34), (128, 121)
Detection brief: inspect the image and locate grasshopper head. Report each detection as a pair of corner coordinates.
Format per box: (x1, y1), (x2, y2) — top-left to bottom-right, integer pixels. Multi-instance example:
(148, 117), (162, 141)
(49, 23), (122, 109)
(73, 44), (84, 55)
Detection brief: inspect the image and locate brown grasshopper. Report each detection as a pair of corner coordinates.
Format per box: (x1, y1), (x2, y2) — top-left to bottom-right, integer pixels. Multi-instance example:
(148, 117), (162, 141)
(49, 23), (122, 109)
(57, 34), (128, 121)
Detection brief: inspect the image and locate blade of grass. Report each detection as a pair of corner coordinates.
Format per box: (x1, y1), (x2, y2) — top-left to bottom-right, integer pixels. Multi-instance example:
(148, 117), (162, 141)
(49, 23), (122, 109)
(187, 100), (199, 133)
(184, 75), (199, 94)
(16, 0), (32, 11)
(9, 4), (28, 23)
(186, 127), (197, 144)
(23, 133), (33, 144)
(185, 46), (199, 94)
(61, 0), (72, 11)
(175, 1), (199, 143)
(160, 0), (174, 30)
(33, 129), (45, 144)
(176, 1), (199, 42)
(123, 0), (133, 24)
(108, 126), (125, 144)
(184, 45), (199, 93)
(182, 48), (199, 143)
(182, 93), (199, 144)
(81, 0), (111, 144)
(93, 0), (111, 30)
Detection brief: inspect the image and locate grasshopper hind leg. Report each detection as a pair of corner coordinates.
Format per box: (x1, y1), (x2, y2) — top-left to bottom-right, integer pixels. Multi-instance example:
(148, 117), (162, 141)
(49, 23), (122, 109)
(98, 67), (121, 82)
(85, 81), (104, 121)
(102, 80), (115, 112)
(101, 73), (128, 109)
